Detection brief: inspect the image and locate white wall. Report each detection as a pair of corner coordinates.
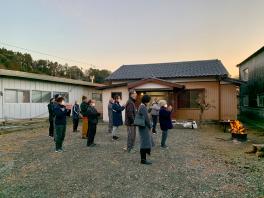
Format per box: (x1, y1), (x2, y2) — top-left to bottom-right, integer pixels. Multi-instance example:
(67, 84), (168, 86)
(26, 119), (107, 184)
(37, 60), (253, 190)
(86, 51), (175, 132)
(102, 86), (129, 122)
(0, 77), (100, 121)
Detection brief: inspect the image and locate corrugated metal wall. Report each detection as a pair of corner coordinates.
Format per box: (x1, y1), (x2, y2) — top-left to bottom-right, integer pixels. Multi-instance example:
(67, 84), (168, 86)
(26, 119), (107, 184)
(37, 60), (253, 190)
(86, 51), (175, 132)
(220, 84), (237, 120)
(0, 77), (100, 121)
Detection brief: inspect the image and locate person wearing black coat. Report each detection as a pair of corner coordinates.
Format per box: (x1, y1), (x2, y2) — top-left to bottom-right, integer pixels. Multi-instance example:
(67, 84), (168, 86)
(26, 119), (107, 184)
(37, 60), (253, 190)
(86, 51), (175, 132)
(87, 100), (101, 147)
(48, 98), (55, 137)
(159, 100), (173, 148)
(53, 97), (69, 152)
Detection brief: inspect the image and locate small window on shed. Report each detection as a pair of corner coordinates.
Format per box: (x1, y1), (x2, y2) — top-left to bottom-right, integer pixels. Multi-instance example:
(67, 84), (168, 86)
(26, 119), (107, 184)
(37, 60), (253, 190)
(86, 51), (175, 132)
(243, 68), (249, 81)
(92, 93), (102, 101)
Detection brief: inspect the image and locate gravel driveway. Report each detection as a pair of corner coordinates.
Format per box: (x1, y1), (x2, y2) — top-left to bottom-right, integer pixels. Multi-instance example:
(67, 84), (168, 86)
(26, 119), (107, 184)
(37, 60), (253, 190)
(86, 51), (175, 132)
(0, 123), (264, 198)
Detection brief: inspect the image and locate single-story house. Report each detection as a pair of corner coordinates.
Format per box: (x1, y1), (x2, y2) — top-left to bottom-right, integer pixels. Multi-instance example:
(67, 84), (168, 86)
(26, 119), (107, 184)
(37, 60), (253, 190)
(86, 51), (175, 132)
(237, 46), (264, 119)
(0, 69), (103, 121)
(99, 59), (242, 122)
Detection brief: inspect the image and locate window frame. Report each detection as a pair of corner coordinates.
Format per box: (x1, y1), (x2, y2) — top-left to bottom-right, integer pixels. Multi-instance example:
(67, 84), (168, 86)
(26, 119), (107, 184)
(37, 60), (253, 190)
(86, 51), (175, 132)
(177, 89), (205, 109)
(92, 93), (102, 101)
(32, 90), (52, 103)
(257, 94), (264, 107)
(4, 89), (30, 104)
(242, 68), (249, 81)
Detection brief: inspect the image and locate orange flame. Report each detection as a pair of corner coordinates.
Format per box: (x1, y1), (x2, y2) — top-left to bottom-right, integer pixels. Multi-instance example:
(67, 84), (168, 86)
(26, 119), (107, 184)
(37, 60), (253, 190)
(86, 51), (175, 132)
(230, 120), (246, 134)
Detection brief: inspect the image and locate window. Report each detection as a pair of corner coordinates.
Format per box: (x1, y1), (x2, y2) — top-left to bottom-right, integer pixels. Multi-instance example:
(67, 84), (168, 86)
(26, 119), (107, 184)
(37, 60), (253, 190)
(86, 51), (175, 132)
(177, 89), (204, 109)
(53, 92), (69, 102)
(5, 89), (30, 103)
(257, 94), (264, 107)
(242, 68), (249, 81)
(32, 91), (51, 103)
(242, 95), (249, 107)
(92, 93), (102, 101)
(111, 92), (122, 99)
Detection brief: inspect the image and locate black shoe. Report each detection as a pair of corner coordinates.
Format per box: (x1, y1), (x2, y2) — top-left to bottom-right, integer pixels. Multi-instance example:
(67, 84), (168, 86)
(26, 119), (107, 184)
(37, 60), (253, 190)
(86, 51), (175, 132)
(141, 160), (152, 165)
(112, 136), (119, 140)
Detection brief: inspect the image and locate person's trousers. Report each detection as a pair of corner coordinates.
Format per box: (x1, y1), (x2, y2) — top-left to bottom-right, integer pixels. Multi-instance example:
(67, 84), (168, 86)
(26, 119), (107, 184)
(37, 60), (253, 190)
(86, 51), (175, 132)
(87, 123), (97, 146)
(82, 117), (88, 138)
(112, 126), (118, 136)
(140, 148), (151, 161)
(152, 115), (158, 130)
(55, 125), (66, 150)
(108, 119), (113, 133)
(161, 130), (168, 146)
(127, 126), (136, 150)
(72, 118), (79, 132)
(49, 119), (54, 137)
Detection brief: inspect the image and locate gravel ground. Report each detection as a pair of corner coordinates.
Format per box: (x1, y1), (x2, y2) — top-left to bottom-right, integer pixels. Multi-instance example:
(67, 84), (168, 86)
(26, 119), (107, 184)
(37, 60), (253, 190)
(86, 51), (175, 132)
(0, 123), (264, 198)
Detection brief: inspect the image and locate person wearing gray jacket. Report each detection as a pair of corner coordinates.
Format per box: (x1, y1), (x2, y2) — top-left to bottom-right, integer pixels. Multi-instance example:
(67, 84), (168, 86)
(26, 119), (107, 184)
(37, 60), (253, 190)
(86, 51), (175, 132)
(108, 98), (114, 133)
(138, 95), (154, 165)
(150, 98), (160, 134)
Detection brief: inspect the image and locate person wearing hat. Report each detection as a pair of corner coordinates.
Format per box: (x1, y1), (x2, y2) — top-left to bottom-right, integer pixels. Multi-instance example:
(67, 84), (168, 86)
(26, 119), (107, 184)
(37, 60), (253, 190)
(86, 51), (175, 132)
(125, 89), (137, 152)
(53, 96), (69, 152)
(159, 100), (173, 148)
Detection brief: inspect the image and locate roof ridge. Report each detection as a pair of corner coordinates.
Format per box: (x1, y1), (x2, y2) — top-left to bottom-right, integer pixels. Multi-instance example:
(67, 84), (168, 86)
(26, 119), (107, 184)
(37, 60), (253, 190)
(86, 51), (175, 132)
(122, 59), (219, 66)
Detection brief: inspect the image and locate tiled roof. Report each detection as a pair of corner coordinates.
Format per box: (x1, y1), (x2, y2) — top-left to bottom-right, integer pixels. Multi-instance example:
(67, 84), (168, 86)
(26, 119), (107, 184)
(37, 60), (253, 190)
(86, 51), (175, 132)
(106, 59), (229, 81)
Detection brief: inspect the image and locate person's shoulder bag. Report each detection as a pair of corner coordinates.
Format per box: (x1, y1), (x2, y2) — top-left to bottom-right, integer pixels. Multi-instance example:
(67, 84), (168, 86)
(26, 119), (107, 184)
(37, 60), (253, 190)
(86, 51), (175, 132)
(134, 105), (145, 127)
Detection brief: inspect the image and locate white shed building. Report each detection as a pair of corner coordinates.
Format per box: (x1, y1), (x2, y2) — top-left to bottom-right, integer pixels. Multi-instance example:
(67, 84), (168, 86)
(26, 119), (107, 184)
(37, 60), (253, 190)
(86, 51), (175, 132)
(0, 69), (102, 121)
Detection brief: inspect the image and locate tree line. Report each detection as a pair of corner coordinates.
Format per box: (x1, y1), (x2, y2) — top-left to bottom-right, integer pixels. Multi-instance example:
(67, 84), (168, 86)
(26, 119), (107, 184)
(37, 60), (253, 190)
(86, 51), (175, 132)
(0, 47), (111, 83)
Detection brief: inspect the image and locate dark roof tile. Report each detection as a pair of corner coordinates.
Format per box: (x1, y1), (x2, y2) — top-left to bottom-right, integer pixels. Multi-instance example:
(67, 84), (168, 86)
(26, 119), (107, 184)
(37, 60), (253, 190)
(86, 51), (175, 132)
(106, 59), (229, 81)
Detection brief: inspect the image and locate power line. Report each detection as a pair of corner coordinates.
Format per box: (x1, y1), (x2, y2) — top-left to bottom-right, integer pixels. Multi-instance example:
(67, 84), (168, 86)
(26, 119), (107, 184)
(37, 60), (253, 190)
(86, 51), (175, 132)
(0, 41), (99, 69)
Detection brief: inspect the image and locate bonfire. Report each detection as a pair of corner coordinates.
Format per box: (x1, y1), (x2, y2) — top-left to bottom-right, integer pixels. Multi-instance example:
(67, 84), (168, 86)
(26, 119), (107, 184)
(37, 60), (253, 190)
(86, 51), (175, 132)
(230, 120), (246, 134)
(229, 120), (247, 141)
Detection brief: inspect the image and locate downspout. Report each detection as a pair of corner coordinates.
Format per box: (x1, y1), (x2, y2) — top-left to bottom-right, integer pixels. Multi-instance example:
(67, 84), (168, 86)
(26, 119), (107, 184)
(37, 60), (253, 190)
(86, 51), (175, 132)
(218, 81), (221, 121)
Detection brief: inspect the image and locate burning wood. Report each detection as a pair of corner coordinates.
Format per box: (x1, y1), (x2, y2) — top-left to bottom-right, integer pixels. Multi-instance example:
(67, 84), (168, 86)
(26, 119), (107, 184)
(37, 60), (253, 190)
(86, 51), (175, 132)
(229, 120), (246, 134)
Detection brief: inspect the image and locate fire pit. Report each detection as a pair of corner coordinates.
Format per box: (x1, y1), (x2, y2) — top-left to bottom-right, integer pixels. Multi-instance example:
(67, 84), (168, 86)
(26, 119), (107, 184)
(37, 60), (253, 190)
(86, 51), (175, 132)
(230, 120), (247, 142)
(231, 133), (247, 141)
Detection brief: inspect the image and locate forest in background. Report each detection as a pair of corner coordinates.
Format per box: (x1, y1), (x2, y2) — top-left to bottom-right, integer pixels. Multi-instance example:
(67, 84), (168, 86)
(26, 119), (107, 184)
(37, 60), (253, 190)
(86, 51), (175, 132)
(0, 47), (111, 83)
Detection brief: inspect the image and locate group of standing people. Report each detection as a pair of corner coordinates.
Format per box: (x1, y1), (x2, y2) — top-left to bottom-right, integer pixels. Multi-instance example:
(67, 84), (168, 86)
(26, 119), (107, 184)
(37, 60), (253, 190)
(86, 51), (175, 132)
(108, 90), (173, 165)
(48, 90), (173, 165)
(48, 95), (100, 152)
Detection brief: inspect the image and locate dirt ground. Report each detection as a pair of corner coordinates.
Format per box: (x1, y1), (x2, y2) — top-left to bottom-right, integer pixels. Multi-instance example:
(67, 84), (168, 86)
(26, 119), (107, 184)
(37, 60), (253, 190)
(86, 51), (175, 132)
(0, 123), (264, 198)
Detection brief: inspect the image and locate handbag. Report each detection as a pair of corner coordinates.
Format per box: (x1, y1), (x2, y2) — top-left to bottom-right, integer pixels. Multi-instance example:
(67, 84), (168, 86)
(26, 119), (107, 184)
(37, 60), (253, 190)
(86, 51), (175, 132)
(134, 113), (145, 127)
